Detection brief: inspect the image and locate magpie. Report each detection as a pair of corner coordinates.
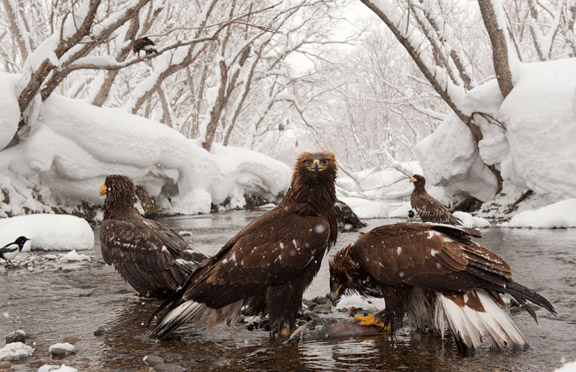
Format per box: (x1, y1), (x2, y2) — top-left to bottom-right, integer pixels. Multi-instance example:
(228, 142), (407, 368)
(132, 37), (158, 57)
(1, 236), (30, 266)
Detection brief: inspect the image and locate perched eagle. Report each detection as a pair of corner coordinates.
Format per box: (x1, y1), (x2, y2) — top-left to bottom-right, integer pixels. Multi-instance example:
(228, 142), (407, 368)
(328, 223), (556, 353)
(132, 37), (158, 56)
(410, 174), (482, 238)
(151, 152), (338, 338)
(1, 236), (30, 266)
(335, 199), (367, 231)
(100, 175), (206, 298)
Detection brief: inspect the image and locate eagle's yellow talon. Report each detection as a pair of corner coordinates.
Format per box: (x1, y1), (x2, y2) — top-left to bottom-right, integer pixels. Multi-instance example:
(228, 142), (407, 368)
(354, 314), (389, 330)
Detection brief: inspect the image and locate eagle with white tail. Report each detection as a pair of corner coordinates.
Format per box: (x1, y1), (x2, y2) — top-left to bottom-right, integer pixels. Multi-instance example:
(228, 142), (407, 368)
(327, 222), (556, 353)
(151, 152), (338, 338)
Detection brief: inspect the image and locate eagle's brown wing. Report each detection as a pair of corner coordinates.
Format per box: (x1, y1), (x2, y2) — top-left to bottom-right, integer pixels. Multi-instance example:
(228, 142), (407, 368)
(411, 192), (462, 225)
(349, 223), (510, 293)
(100, 219), (206, 297)
(182, 204), (332, 308)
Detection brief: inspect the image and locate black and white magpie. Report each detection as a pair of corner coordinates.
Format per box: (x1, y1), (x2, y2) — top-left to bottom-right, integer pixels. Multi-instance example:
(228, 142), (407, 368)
(132, 37), (158, 57)
(1, 236), (30, 266)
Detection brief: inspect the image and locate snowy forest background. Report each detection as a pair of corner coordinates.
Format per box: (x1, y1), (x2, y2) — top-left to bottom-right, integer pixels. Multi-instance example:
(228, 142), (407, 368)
(1, 0), (576, 224)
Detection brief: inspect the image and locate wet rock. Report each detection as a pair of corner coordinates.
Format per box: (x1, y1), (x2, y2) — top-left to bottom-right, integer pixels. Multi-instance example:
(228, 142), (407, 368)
(154, 363), (187, 372)
(311, 296), (330, 305)
(313, 303), (332, 314)
(0, 361), (11, 369)
(5, 330), (27, 343)
(143, 355), (165, 366)
(49, 343), (77, 357)
(0, 342), (35, 361)
(93, 325), (111, 336)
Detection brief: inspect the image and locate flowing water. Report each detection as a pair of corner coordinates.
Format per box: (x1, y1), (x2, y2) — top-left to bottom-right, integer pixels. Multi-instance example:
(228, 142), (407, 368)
(1, 211), (575, 371)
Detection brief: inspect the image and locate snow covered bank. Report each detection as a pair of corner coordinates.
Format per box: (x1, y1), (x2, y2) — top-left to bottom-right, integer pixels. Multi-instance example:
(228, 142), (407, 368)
(501, 199), (576, 228)
(0, 73), (291, 217)
(416, 59), (576, 211)
(0, 214), (94, 250)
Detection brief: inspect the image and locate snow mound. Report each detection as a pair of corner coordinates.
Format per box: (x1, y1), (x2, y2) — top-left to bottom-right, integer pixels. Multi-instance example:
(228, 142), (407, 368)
(0, 72), (20, 151)
(453, 211), (491, 228)
(38, 365), (78, 372)
(0, 342), (34, 361)
(59, 250), (91, 262)
(556, 361), (576, 372)
(0, 214), (94, 251)
(0, 76), (292, 217)
(338, 196), (407, 219)
(502, 199), (576, 228)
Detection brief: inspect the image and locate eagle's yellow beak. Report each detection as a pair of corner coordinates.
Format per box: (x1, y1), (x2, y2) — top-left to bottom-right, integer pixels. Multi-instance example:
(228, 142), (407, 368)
(308, 159), (325, 172)
(409, 177), (416, 183)
(100, 184), (107, 196)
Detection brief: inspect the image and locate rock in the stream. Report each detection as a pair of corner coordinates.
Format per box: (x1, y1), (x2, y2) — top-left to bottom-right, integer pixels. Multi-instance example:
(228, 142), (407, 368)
(0, 361), (11, 369)
(5, 329), (27, 343)
(37, 364), (78, 372)
(154, 363), (187, 372)
(49, 343), (77, 357)
(0, 342), (35, 361)
(93, 325), (112, 336)
(311, 296), (330, 305)
(144, 355), (165, 366)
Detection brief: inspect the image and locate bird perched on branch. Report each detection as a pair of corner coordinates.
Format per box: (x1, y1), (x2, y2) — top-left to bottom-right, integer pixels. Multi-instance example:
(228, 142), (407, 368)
(327, 222), (556, 353)
(410, 174), (482, 238)
(1, 236), (30, 266)
(151, 152), (338, 339)
(132, 37), (158, 57)
(100, 175), (206, 299)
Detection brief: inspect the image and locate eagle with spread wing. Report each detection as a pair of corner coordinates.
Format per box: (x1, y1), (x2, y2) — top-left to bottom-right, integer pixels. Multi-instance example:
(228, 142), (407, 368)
(328, 222), (556, 353)
(100, 175), (207, 298)
(410, 174), (482, 238)
(151, 152), (338, 338)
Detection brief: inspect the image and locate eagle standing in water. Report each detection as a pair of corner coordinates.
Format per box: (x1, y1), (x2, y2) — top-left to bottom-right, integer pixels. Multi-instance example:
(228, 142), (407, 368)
(151, 152), (338, 338)
(328, 222), (556, 353)
(100, 175), (206, 298)
(410, 174), (482, 238)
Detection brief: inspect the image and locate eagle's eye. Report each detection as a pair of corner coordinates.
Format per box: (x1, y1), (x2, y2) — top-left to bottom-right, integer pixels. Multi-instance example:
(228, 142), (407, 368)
(321, 159), (329, 166)
(304, 159), (312, 166)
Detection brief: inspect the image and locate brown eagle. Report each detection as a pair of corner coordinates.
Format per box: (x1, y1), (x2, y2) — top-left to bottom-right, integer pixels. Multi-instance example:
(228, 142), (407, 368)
(100, 175), (207, 298)
(410, 174), (481, 238)
(151, 152), (338, 338)
(328, 222), (556, 353)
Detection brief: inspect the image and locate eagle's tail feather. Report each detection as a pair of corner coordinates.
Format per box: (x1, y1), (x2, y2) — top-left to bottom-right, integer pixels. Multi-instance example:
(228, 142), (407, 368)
(150, 300), (244, 339)
(436, 290), (528, 352)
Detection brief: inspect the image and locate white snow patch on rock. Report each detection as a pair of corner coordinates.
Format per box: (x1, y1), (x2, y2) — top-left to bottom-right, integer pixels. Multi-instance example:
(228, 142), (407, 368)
(38, 365), (78, 372)
(58, 250), (91, 262)
(334, 294), (386, 313)
(502, 199), (576, 228)
(0, 214), (94, 251)
(0, 342), (34, 361)
(453, 211), (491, 228)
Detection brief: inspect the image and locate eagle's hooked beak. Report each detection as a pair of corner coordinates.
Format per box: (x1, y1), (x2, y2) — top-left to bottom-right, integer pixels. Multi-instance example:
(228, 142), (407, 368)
(100, 184), (107, 196)
(409, 177), (416, 183)
(326, 284), (343, 306)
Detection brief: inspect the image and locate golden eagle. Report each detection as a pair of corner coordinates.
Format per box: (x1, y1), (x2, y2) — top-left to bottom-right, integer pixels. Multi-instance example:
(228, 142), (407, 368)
(335, 199), (366, 231)
(151, 152), (338, 338)
(100, 175), (206, 298)
(410, 174), (481, 238)
(328, 222), (556, 353)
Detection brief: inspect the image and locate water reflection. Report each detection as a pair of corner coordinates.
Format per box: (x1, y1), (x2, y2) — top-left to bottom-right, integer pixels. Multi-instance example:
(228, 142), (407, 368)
(0, 211), (574, 371)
